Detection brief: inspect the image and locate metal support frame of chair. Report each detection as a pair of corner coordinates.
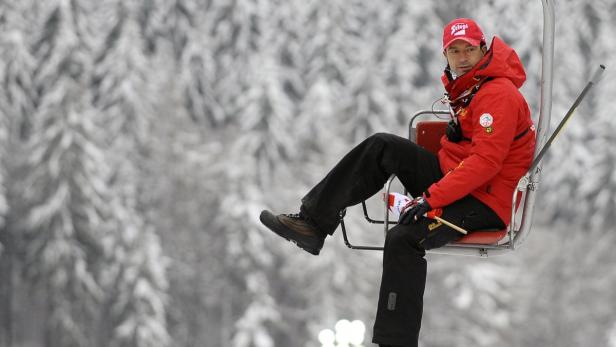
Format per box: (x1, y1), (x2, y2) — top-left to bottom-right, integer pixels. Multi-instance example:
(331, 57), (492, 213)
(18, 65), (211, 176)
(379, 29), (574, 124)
(340, 0), (555, 257)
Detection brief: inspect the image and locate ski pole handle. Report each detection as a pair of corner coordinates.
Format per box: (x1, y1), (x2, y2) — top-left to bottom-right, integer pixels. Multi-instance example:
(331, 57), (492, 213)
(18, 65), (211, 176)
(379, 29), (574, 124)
(591, 64), (606, 85)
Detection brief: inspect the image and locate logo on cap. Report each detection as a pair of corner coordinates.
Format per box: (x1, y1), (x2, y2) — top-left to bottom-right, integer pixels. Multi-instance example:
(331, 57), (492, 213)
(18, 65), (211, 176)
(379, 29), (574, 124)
(451, 23), (469, 37)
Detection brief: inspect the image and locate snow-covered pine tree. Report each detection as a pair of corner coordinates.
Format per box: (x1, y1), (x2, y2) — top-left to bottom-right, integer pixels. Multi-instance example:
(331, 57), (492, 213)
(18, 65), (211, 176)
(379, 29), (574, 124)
(15, 1), (108, 345)
(88, 2), (171, 346)
(0, 2), (41, 344)
(153, 2), (243, 343)
(21, 75), (106, 346)
(0, 26), (38, 142)
(144, 132), (228, 346)
(292, 0), (352, 173)
(181, 36), (226, 127)
(422, 255), (521, 347)
(334, 0), (397, 142)
(98, 199), (170, 347)
(294, 0), (399, 146)
(179, 0), (234, 128)
(213, 0), (298, 345)
(378, 0), (443, 124)
(92, 1), (154, 150)
(143, 0), (195, 61)
(105, 0), (228, 344)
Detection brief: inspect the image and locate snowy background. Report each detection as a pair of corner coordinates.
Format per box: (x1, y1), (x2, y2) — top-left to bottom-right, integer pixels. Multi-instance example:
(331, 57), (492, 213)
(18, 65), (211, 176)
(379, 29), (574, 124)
(0, 0), (615, 346)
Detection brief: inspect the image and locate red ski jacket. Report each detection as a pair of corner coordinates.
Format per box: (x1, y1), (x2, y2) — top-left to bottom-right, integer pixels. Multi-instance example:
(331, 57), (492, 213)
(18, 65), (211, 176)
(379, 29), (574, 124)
(424, 36), (536, 225)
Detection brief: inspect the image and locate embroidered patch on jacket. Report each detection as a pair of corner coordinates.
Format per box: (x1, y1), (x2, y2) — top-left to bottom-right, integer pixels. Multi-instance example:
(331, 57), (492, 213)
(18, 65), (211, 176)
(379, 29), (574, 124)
(458, 108), (469, 119)
(479, 113), (493, 127)
(485, 126), (494, 134)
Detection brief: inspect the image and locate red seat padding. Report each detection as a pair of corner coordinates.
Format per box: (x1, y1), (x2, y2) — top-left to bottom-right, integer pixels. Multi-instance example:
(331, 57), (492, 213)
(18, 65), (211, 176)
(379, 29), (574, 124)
(416, 121), (448, 155)
(454, 229), (508, 244)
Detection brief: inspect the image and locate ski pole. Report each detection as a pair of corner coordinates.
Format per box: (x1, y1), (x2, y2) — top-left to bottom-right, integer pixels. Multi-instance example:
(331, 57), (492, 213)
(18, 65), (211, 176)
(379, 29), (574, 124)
(425, 209), (469, 235)
(530, 64), (606, 172)
(432, 215), (468, 235)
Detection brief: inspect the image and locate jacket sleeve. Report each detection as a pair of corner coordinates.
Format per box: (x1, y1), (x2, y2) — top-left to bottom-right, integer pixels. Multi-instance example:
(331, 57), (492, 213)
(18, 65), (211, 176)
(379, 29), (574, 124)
(425, 84), (518, 208)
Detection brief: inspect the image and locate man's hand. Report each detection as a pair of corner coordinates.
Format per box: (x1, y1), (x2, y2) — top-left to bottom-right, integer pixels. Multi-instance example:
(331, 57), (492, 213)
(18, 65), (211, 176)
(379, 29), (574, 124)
(398, 197), (432, 225)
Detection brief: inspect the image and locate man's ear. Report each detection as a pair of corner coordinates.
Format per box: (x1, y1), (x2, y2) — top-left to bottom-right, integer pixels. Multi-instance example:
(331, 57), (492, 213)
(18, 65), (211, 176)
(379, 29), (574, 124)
(481, 45), (488, 54)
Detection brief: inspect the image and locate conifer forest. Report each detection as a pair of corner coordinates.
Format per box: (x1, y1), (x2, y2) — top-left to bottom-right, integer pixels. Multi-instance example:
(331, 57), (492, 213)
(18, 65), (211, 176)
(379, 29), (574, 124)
(0, 0), (615, 346)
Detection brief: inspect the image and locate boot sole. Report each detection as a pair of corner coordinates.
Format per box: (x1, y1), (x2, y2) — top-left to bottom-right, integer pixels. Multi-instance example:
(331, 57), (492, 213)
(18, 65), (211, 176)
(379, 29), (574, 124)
(259, 210), (321, 255)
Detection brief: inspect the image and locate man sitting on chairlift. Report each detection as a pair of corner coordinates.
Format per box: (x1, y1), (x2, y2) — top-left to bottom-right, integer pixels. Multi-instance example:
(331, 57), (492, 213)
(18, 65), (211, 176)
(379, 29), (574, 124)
(260, 18), (535, 347)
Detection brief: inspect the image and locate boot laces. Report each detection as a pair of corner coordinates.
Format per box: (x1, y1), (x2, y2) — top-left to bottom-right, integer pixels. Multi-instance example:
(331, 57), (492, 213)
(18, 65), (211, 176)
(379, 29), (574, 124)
(283, 213), (302, 219)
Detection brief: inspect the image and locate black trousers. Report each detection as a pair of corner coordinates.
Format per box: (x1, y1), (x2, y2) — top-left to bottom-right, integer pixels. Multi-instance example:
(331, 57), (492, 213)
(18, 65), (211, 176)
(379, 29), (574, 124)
(300, 133), (505, 347)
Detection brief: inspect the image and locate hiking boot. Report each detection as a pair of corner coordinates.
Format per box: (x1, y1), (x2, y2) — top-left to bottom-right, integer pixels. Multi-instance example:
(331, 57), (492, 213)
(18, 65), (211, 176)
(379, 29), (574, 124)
(259, 210), (326, 255)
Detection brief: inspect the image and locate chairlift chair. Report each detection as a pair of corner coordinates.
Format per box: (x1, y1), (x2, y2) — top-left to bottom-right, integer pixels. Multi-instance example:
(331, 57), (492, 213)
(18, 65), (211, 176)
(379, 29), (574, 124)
(339, 0), (556, 257)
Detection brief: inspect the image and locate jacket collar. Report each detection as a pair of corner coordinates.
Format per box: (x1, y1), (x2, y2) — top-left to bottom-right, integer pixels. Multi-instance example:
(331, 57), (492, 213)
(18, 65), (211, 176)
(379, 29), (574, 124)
(441, 36), (526, 100)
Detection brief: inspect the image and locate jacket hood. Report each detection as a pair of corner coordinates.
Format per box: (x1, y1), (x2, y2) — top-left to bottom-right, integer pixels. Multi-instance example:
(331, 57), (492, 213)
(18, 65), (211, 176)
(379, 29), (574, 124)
(442, 36), (527, 99)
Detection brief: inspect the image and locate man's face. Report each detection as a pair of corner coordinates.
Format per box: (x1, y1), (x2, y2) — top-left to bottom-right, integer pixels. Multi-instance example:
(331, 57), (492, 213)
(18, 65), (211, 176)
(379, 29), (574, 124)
(444, 40), (487, 77)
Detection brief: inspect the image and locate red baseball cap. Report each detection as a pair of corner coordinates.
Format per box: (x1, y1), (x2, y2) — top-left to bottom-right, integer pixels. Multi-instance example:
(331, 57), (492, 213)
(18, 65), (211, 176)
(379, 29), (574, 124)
(443, 18), (486, 50)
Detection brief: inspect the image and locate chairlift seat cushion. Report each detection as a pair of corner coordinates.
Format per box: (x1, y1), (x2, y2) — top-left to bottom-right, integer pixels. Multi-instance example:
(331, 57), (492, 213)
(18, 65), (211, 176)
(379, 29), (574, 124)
(415, 120), (508, 245)
(453, 229), (508, 244)
(416, 121), (448, 154)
